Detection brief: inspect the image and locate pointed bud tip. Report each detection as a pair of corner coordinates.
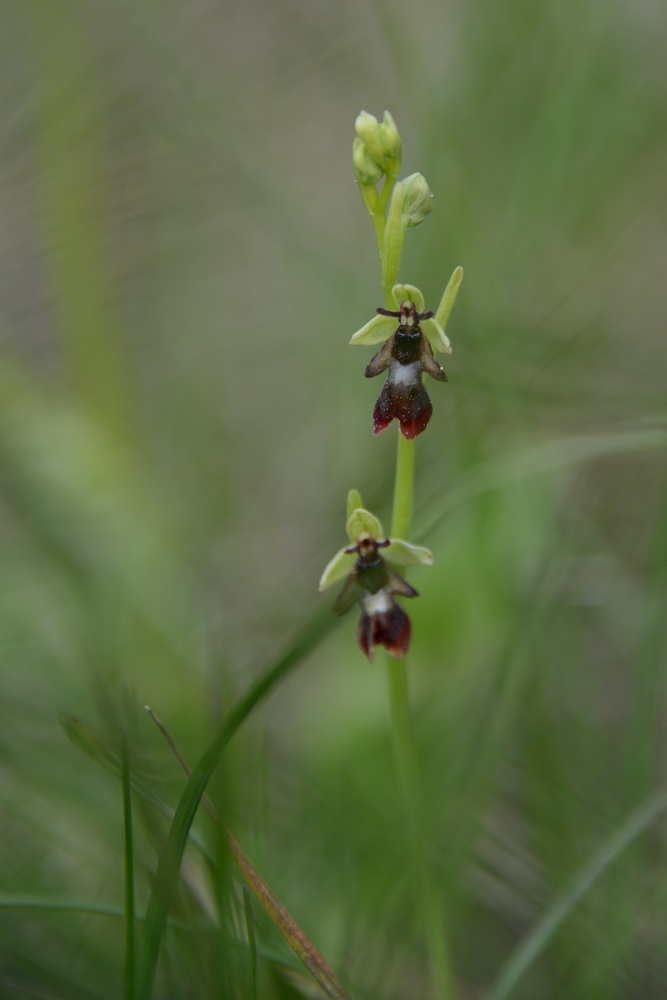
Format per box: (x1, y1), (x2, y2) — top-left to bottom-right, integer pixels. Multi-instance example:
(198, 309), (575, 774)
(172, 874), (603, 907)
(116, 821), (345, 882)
(346, 489), (363, 518)
(379, 111), (401, 161)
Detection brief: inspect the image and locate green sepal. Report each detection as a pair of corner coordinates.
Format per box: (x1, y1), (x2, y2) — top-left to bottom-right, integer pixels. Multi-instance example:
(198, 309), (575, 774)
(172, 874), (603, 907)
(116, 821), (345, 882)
(391, 283), (425, 312)
(349, 314), (396, 346)
(434, 266), (463, 331)
(421, 316), (452, 355)
(318, 547), (357, 591)
(346, 507), (384, 543)
(385, 538), (434, 567)
(347, 489), (363, 518)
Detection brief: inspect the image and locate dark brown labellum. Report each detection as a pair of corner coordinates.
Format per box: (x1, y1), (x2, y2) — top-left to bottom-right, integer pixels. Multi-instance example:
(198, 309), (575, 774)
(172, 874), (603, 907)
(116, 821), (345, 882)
(357, 600), (411, 661)
(333, 539), (418, 660)
(365, 304), (447, 439)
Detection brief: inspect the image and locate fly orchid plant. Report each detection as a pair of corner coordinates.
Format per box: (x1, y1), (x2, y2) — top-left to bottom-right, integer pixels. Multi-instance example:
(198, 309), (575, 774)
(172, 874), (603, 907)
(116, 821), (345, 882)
(321, 110), (463, 662)
(319, 112), (464, 998)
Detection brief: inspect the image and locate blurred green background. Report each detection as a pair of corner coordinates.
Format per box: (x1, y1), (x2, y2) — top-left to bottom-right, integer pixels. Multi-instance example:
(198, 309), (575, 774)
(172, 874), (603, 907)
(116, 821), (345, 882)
(2, 0), (667, 998)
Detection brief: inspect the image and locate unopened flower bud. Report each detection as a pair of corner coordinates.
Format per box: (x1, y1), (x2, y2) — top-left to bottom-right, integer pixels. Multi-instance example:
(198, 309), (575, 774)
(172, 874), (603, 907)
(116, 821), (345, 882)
(354, 110), (384, 166)
(352, 137), (384, 185)
(378, 110), (401, 164)
(401, 172), (433, 227)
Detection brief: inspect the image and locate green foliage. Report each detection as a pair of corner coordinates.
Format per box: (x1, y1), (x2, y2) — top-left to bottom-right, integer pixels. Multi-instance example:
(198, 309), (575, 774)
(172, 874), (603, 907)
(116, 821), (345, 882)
(1, 0), (667, 998)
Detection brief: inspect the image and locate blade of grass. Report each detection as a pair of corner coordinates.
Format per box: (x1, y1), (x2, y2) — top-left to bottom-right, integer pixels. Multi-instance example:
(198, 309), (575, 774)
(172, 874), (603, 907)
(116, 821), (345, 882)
(619, 464), (667, 806)
(26, 3), (133, 439)
(135, 603), (336, 1000)
(121, 731), (136, 1000)
(243, 887), (258, 1000)
(0, 895), (308, 967)
(0, 898), (130, 919)
(145, 706), (354, 1000)
(487, 786), (667, 1000)
(420, 421), (667, 542)
(60, 715), (211, 860)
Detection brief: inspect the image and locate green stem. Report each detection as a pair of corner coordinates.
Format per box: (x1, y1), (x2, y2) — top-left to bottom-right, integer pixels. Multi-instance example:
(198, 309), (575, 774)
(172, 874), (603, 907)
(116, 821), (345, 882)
(390, 433), (416, 540)
(381, 181), (406, 306)
(386, 429), (456, 1000)
(386, 656), (455, 1000)
(372, 204), (385, 259)
(365, 140), (456, 997)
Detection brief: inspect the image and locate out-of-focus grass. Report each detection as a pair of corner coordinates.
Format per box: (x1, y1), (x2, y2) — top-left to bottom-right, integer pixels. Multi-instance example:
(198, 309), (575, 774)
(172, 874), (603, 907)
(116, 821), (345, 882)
(1, 0), (667, 997)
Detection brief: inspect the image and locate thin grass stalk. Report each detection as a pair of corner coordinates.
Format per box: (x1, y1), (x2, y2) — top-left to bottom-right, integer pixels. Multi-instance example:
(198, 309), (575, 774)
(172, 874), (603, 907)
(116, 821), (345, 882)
(134, 605), (333, 999)
(28, 3), (132, 439)
(121, 731), (136, 1000)
(487, 786), (667, 1000)
(386, 425), (456, 1000)
(145, 707), (353, 1000)
(243, 888), (258, 1000)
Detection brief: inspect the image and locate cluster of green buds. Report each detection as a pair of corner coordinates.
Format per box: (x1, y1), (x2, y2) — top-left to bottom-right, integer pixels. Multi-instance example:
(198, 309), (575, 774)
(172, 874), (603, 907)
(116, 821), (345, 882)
(352, 110), (401, 196)
(352, 111), (433, 228)
(321, 112), (463, 661)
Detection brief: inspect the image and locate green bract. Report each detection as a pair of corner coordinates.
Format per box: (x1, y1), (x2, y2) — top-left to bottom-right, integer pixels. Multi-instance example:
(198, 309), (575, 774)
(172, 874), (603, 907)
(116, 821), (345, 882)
(349, 283), (453, 355)
(319, 490), (433, 591)
(382, 182), (406, 293)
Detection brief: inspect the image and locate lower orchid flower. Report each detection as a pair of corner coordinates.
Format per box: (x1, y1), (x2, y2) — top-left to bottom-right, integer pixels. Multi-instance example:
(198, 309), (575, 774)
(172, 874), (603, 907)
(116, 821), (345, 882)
(319, 490), (433, 661)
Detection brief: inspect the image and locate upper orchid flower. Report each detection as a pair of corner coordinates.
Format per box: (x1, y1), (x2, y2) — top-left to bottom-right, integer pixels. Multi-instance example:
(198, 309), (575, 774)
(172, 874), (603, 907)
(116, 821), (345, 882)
(319, 490), (433, 661)
(350, 276), (461, 439)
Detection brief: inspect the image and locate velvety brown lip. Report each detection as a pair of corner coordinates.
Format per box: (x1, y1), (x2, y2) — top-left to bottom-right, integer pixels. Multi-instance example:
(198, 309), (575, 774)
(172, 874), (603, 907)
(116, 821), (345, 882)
(364, 308), (447, 439)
